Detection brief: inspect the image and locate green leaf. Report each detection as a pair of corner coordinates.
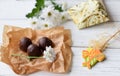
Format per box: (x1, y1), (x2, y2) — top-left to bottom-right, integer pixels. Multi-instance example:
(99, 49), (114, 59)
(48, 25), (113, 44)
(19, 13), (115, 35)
(54, 5), (63, 12)
(26, 0), (45, 18)
(26, 13), (32, 18)
(50, 0), (63, 12)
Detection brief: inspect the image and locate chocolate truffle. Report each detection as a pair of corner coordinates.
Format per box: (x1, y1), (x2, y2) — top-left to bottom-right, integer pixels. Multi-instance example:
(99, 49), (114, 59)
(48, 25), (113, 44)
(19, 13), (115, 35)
(19, 37), (32, 52)
(27, 44), (43, 57)
(38, 37), (54, 50)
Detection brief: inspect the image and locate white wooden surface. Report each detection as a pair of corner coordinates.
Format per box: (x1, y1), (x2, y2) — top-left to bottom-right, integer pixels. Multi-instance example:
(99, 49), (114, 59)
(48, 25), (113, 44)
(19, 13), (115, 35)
(0, 0), (120, 76)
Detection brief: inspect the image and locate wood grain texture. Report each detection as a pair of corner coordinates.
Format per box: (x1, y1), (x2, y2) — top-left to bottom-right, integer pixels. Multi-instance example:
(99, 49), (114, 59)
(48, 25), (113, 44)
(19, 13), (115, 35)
(29, 47), (120, 76)
(0, 0), (120, 76)
(1, 47), (120, 76)
(0, 0), (120, 21)
(1, 20), (120, 48)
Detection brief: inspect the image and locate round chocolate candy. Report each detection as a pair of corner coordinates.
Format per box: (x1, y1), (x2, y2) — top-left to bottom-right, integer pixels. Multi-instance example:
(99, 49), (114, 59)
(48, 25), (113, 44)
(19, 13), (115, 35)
(27, 44), (43, 57)
(19, 37), (32, 52)
(38, 37), (54, 50)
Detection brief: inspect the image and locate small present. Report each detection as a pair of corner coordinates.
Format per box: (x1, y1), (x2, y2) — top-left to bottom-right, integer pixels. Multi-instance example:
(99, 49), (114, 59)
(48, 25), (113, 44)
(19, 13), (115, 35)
(68, 0), (109, 29)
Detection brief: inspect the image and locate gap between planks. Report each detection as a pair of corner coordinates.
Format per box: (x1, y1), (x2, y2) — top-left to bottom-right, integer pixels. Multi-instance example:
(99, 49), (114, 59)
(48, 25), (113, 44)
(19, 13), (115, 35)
(71, 46), (120, 49)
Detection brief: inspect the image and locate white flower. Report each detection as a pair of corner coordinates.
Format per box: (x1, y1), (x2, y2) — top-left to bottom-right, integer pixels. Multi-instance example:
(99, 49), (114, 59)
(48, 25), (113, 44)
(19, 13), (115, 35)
(62, 2), (68, 11)
(61, 11), (71, 22)
(40, 5), (55, 19)
(43, 46), (56, 62)
(30, 1), (71, 29)
(29, 17), (38, 25)
(40, 5), (62, 26)
(45, 1), (53, 7)
(32, 19), (55, 29)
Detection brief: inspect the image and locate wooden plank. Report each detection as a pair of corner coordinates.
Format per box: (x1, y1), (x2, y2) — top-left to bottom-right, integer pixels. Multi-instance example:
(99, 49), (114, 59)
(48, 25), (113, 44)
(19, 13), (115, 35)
(0, 0), (120, 21)
(1, 47), (120, 76)
(29, 47), (120, 76)
(1, 20), (120, 48)
(63, 21), (120, 48)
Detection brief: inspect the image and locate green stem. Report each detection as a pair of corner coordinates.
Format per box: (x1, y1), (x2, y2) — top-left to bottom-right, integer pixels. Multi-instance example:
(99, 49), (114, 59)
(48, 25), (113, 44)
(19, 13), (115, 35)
(11, 54), (43, 59)
(27, 56), (43, 59)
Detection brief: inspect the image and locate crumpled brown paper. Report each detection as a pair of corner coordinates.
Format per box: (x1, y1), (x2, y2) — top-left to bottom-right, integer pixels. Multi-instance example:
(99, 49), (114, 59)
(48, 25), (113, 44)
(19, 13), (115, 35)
(0, 25), (72, 75)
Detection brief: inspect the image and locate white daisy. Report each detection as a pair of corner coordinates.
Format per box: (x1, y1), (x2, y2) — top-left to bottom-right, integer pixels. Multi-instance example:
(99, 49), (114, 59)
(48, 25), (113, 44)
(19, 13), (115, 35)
(61, 11), (71, 22)
(61, 2), (68, 11)
(40, 5), (62, 25)
(32, 19), (55, 29)
(43, 46), (56, 62)
(30, 1), (70, 29)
